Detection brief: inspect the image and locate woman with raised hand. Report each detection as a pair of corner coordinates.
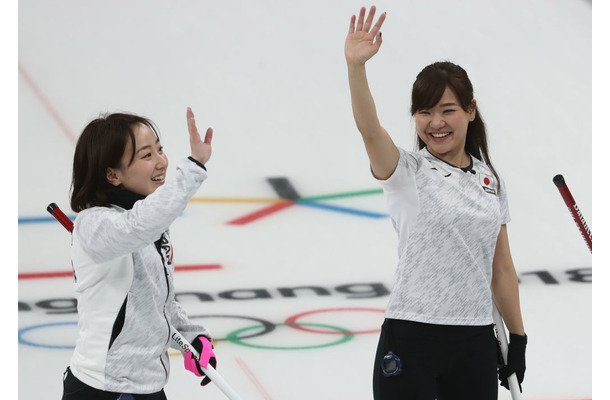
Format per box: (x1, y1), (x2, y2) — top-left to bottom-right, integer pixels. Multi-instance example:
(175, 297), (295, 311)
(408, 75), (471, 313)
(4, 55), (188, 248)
(345, 6), (526, 399)
(63, 108), (216, 399)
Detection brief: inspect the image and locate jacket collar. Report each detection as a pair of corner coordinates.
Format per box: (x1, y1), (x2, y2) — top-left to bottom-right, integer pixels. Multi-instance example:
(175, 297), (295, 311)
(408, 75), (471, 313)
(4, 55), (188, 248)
(107, 190), (146, 210)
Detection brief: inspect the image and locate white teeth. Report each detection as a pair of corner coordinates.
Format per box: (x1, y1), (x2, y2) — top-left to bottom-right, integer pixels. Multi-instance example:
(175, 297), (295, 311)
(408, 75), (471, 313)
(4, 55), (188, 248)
(431, 132), (450, 138)
(152, 176), (164, 181)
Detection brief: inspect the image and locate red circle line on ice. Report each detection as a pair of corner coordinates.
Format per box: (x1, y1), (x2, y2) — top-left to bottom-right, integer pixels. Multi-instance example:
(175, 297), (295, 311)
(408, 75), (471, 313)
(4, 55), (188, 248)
(285, 307), (385, 335)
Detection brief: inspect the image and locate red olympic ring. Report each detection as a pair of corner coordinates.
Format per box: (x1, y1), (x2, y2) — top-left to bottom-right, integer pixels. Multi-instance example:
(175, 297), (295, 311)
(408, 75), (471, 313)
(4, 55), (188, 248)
(284, 307), (385, 335)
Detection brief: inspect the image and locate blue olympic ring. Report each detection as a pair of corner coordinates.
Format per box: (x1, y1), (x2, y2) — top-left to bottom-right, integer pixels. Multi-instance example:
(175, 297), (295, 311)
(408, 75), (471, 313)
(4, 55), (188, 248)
(18, 321), (78, 349)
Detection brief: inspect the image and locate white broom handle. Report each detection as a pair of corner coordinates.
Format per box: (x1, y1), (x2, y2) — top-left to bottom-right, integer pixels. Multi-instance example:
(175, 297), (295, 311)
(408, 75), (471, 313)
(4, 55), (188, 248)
(170, 327), (245, 400)
(492, 303), (522, 400)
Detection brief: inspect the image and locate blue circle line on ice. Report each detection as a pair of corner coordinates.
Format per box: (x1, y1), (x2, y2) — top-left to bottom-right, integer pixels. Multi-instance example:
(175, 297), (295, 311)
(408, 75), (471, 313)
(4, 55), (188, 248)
(18, 321), (78, 349)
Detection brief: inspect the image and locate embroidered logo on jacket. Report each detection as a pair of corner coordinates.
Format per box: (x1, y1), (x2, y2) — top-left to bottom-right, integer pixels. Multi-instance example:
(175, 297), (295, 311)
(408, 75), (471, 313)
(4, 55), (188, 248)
(479, 173), (497, 195)
(430, 167), (451, 178)
(158, 234), (173, 265)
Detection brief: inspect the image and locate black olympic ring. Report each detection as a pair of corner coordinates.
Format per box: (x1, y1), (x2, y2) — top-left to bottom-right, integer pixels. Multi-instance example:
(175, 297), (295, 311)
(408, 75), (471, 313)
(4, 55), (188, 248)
(188, 314), (276, 342)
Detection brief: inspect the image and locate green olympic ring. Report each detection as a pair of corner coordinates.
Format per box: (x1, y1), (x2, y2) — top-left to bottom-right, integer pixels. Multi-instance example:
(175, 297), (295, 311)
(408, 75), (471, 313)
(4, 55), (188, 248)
(225, 322), (354, 350)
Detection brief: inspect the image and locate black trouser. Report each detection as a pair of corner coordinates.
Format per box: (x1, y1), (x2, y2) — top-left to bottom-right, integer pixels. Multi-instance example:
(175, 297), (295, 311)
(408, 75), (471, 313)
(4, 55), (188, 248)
(373, 319), (498, 400)
(62, 367), (167, 400)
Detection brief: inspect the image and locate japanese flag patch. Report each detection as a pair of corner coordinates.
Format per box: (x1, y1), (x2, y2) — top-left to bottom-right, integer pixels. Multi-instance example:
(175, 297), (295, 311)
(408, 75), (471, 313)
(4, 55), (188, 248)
(479, 172), (497, 195)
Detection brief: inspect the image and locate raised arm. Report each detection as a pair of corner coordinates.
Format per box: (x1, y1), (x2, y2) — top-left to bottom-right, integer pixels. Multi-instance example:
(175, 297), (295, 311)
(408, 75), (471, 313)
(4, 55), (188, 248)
(75, 109), (212, 263)
(345, 6), (399, 180)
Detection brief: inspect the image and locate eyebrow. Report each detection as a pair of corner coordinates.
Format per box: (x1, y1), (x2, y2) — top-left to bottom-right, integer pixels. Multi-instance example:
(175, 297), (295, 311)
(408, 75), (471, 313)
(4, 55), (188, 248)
(419, 102), (459, 111)
(135, 139), (160, 154)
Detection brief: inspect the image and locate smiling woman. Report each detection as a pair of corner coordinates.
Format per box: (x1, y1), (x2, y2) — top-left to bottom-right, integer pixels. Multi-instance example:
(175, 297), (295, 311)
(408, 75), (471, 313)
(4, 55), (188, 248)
(344, 6), (526, 399)
(69, 113), (161, 212)
(105, 123), (169, 197)
(411, 61), (501, 192)
(413, 87), (474, 168)
(62, 108), (218, 399)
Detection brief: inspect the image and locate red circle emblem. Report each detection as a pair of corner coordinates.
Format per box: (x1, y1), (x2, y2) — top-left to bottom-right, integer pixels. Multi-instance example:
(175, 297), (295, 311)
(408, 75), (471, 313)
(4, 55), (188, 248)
(484, 177), (490, 186)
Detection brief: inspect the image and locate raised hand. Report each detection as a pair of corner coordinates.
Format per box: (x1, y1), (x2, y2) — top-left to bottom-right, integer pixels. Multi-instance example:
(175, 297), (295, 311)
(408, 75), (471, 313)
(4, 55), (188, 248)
(345, 6), (386, 65)
(186, 107), (213, 165)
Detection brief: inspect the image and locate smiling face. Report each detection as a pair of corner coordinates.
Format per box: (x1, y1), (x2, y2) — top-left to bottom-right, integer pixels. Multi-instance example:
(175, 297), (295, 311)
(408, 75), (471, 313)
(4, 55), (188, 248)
(106, 123), (168, 196)
(414, 86), (476, 167)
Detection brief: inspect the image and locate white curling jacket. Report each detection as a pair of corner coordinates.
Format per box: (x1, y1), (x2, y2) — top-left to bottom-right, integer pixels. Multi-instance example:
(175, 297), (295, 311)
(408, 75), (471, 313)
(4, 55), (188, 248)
(69, 157), (211, 394)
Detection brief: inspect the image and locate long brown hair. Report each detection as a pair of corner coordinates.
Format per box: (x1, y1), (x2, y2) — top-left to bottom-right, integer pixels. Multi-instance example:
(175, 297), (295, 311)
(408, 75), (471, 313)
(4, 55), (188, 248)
(410, 61), (501, 193)
(70, 113), (160, 212)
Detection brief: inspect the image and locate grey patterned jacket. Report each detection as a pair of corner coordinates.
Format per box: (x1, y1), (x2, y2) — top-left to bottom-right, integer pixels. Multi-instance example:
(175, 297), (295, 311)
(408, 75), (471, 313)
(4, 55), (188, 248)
(69, 157), (211, 394)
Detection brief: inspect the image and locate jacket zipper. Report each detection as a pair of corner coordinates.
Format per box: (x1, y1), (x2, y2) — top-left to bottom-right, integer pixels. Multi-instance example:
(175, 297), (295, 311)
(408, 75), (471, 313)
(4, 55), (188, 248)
(155, 234), (172, 380)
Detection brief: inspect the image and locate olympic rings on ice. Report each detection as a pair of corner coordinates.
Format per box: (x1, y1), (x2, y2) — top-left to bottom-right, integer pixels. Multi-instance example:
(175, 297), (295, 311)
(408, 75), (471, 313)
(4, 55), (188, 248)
(18, 307), (384, 350)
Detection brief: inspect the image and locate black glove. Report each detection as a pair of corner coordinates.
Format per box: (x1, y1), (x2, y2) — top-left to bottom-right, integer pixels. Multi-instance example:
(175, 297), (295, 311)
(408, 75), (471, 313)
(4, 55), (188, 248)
(498, 333), (527, 392)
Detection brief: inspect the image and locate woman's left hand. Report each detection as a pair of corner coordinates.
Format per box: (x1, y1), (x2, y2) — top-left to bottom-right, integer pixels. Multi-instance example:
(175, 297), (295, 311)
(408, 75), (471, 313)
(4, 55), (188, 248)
(499, 332), (527, 392)
(186, 107), (213, 165)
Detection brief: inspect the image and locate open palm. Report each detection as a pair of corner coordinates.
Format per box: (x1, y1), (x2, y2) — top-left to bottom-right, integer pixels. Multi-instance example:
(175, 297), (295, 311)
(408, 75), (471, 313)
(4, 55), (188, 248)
(345, 6), (386, 65)
(186, 107), (213, 165)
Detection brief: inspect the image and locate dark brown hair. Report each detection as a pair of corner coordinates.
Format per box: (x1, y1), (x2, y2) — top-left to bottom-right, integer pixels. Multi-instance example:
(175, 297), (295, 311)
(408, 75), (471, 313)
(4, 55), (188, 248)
(70, 113), (160, 212)
(410, 61), (501, 193)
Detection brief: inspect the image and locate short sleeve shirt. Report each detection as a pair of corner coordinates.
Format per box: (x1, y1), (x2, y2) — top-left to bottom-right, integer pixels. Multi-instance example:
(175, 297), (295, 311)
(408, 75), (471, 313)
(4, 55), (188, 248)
(378, 147), (510, 326)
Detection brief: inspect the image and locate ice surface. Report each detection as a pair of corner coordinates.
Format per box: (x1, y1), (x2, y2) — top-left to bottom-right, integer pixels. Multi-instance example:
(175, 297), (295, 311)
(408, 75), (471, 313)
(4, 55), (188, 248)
(17, 1), (593, 399)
